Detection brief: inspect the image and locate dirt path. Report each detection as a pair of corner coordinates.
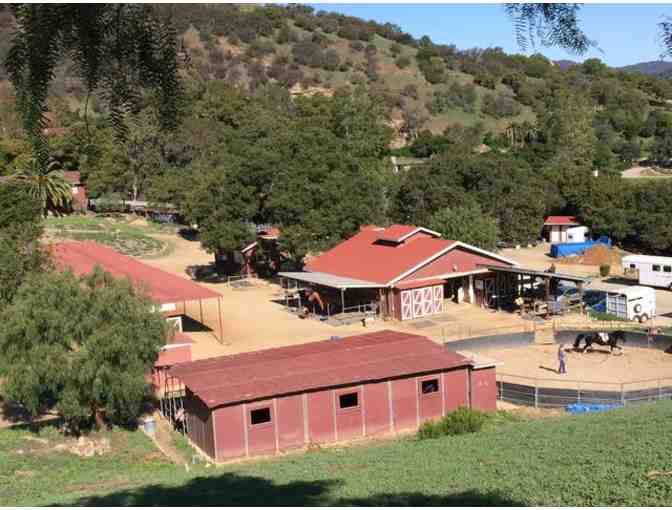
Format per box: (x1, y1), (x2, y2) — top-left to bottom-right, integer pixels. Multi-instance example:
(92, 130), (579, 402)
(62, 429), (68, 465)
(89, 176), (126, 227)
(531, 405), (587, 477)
(622, 165), (672, 179)
(148, 413), (188, 465)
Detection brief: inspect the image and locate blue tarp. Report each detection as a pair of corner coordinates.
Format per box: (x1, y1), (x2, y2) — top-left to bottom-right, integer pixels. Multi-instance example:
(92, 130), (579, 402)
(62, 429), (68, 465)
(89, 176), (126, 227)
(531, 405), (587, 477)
(566, 403), (623, 414)
(550, 236), (612, 258)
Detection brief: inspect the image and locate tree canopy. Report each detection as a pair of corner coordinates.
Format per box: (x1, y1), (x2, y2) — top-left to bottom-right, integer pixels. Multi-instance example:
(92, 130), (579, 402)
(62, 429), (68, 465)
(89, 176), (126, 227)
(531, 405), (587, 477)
(0, 267), (167, 431)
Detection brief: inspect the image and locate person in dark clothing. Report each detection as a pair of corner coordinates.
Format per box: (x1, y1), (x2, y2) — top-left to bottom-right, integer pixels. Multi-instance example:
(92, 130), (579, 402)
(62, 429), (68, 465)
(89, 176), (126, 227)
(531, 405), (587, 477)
(558, 344), (567, 374)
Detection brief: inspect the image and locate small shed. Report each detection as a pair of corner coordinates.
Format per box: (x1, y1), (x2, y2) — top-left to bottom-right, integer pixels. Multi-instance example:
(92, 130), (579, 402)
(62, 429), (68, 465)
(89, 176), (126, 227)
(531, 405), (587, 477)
(63, 171), (88, 212)
(169, 330), (498, 462)
(543, 216), (584, 243)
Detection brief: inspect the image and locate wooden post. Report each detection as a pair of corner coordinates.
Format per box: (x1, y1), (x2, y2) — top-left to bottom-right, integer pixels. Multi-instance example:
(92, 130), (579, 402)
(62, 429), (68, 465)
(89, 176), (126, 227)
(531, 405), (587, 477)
(341, 288), (345, 314)
(199, 299), (204, 325)
(217, 296), (224, 344)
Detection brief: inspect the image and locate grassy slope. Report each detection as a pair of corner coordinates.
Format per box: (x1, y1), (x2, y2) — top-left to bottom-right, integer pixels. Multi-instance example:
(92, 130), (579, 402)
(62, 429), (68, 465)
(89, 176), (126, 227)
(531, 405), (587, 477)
(2, 402), (672, 506)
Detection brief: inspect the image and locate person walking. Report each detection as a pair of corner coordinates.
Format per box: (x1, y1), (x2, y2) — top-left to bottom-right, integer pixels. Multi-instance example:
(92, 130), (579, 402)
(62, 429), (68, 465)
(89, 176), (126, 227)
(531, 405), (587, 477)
(558, 344), (567, 375)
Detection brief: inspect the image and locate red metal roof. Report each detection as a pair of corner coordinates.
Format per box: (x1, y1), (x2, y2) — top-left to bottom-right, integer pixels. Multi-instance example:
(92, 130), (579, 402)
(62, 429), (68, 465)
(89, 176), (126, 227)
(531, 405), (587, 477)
(51, 241), (220, 304)
(304, 225), (516, 286)
(305, 225), (455, 285)
(170, 330), (472, 408)
(544, 216), (579, 226)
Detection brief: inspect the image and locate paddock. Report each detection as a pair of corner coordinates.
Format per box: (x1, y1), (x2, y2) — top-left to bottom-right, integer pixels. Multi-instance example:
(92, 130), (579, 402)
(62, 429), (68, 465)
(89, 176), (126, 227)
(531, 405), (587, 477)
(446, 330), (672, 407)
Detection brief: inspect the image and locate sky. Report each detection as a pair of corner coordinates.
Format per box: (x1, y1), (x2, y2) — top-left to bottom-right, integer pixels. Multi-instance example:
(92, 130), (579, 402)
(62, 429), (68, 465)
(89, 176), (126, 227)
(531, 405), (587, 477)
(310, 4), (672, 67)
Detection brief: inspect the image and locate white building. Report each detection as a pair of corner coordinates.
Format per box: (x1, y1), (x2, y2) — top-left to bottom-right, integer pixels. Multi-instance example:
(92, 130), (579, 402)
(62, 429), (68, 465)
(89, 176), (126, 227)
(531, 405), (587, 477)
(543, 216), (586, 243)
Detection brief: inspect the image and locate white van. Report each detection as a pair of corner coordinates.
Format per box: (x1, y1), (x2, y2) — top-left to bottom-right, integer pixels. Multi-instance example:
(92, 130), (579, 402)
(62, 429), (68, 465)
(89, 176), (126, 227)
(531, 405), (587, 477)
(621, 254), (672, 290)
(606, 286), (656, 323)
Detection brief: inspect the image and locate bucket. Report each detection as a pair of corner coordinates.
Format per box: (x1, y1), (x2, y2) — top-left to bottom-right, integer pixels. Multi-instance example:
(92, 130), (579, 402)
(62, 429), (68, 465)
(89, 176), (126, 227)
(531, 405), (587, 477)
(143, 418), (156, 436)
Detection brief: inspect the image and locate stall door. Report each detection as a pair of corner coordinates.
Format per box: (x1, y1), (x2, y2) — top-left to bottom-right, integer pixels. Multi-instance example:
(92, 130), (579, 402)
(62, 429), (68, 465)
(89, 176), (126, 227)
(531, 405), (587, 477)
(400, 290), (413, 320)
(412, 288), (425, 318)
(422, 287), (434, 315)
(433, 285), (444, 314)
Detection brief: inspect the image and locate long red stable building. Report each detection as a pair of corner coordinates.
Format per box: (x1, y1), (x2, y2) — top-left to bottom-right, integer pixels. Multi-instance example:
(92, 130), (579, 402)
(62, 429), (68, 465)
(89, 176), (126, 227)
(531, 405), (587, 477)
(170, 330), (497, 462)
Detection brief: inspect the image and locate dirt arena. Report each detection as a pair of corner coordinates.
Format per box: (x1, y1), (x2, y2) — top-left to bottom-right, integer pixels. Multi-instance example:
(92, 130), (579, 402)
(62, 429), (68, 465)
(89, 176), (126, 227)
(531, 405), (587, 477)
(475, 343), (672, 389)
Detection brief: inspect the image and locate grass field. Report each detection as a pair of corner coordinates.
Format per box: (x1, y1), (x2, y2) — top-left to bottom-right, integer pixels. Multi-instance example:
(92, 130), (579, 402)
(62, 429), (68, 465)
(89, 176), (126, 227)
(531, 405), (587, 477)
(2, 402), (672, 506)
(44, 215), (173, 257)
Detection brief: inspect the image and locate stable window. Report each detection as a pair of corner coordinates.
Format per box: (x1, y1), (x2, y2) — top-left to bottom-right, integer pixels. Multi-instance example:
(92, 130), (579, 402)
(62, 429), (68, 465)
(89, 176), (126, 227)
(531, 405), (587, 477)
(339, 392), (359, 409)
(653, 265), (661, 272)
(421, 378), (440, 395)
(665, 266), (672, 273)
(629, 264), (636, 269)
(250, 407), (271, 426)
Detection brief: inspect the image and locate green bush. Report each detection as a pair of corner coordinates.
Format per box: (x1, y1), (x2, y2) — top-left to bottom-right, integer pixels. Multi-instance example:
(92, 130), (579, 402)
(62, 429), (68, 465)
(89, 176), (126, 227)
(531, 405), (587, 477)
(417, 407), (487, 440)
(600, 264), (611, 277)
(417, 420), (442, 440)
(395, 55), (411, 69)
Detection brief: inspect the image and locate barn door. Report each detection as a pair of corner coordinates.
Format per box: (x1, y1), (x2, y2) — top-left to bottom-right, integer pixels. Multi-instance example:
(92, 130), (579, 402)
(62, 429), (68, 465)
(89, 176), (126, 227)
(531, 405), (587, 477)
(400, 290), (413, 321)
(412, 288), (424, 318)
(433, 285), (444, 314)
(422, 287), (434, 316)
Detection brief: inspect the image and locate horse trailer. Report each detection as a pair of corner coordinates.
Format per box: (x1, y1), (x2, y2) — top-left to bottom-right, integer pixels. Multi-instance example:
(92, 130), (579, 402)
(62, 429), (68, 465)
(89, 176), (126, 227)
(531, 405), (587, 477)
(621, 254), (672, 290)
(606, 286), (656, 323)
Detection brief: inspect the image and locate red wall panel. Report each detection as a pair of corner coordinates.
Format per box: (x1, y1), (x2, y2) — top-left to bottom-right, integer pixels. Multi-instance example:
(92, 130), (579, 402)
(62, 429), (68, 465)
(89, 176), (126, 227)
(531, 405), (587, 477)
(363, 381), (391, 436)
(213, 405), (245, 461)
(391, 377), (418, 432)
(443, 369), (469, 410)
(246, 400), (277, 456)
(335, 387), (364, 440)
(418, 375), (443, 422)
(307, 390), (335, 444)
(277, 395), (305, 451)
(470, 367), (497, 411)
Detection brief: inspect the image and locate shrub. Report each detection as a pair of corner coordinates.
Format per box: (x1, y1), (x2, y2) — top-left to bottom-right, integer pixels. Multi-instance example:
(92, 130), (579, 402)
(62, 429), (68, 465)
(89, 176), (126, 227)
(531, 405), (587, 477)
(395, 55), (411, 69)
(417, 407), (487, 440)
(323, 48), (340, 71)
(600, 264), (611, 277)
(417, 419), (442, 440)
(349, 40), (364, 52)
(481, 93), (522, 119)
(390, 42), (402, 57)
(401, 84), (419, 100)
(441, 406), (486, 435)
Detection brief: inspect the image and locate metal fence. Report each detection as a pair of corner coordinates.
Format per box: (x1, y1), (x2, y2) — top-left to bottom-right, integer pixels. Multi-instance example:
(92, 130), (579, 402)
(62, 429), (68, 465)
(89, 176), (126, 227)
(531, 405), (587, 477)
(497, 372), (672, 408)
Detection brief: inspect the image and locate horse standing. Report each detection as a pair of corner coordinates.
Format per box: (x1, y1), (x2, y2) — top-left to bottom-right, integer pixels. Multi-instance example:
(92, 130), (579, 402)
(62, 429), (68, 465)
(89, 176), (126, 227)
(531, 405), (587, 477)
(573, 330), (627, 354)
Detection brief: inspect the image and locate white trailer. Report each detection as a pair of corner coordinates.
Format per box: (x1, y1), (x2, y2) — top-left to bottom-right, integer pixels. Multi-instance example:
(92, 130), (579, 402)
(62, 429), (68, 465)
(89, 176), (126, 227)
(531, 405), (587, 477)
(621, 254), (672, 290)
(566, 226), (589, 243)
(606, 286), (656, 323)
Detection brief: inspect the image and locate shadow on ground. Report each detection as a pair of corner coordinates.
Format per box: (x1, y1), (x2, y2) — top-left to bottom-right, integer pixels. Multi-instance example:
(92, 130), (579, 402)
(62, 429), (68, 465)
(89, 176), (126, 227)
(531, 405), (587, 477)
(66, 471), (523, 506)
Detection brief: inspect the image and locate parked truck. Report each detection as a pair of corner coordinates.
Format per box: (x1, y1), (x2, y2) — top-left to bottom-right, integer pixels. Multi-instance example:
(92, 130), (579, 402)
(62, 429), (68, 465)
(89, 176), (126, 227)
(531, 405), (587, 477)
(621, 254), (672, 290)
(606, 286), (656, 323)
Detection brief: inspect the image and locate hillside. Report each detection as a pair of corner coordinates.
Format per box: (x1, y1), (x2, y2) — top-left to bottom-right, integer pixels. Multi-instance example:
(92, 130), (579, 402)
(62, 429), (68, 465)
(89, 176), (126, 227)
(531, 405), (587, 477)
(3, 4), (672, 149)
(3, 402), (672, 506)
(620, 60), (672, 77)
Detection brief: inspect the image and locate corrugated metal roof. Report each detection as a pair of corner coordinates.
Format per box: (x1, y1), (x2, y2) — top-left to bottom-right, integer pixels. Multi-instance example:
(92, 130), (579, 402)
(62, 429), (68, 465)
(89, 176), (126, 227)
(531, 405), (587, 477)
(305, 225), (456, 285)
(480, 264), (589, 283)
(51, 241), (220, 304)
(544, 216), (580, 226)
(305, 226), (516, 286)
(170, 330), (472, 408)
(278, 271), (382, 289)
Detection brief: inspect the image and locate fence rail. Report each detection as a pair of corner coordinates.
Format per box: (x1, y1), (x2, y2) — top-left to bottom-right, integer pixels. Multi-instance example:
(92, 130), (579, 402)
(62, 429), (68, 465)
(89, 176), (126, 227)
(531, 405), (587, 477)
(497, 372), (672, 408)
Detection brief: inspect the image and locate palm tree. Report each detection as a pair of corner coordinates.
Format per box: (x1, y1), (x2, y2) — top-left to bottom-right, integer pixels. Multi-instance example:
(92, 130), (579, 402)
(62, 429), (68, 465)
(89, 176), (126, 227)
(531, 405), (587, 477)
(13, 159), (72, 216)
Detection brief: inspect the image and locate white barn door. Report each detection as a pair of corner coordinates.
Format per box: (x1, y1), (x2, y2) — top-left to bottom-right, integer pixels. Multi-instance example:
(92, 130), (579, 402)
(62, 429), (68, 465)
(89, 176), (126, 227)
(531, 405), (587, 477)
(400, 290), (413, 321)
(433, 285), (444, 314)
(412, 288), (424, 318)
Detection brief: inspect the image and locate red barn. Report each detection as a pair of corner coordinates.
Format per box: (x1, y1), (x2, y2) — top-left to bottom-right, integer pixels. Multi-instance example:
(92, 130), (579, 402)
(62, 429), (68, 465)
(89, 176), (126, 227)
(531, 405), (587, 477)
(280, 225), (518, 321)
(169, 330), (497, 462)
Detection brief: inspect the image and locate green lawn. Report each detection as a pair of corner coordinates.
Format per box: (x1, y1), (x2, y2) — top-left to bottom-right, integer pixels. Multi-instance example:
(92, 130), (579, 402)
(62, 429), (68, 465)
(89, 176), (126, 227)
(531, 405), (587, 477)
(2, 402), (672, 506)
(44, 215), (173, 257)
